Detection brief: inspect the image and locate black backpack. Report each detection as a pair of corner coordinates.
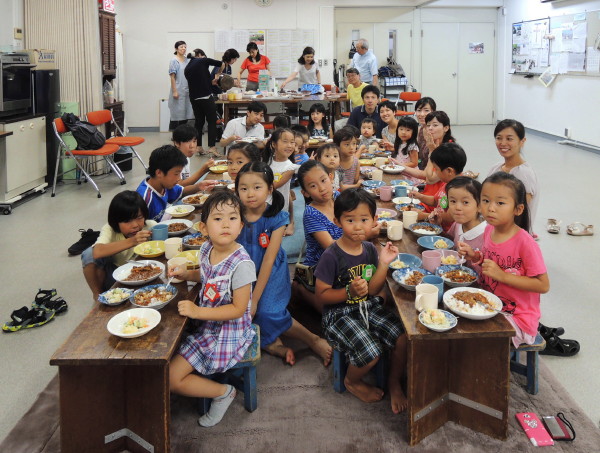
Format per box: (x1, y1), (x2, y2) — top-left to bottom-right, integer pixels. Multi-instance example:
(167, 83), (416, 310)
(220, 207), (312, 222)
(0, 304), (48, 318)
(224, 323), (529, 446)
(61, 113), (106, 150)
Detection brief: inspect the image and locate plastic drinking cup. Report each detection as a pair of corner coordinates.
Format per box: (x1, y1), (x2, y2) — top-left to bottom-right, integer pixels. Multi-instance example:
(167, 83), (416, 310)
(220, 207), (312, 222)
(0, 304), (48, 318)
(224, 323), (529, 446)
(165, 237), (183, 260)
(415, 283), (438, 312)
(422, 275), (444, 304)
(422, 250), (442, 273)
(387, 220), (404, 241)
(371, 169), (383, 181)
(403, 210), (418, 229)
(379, 186), (392, 201)
(374, 157), (387, 168)
(152, 224), (169, 241)
(394, 185), (408, 197)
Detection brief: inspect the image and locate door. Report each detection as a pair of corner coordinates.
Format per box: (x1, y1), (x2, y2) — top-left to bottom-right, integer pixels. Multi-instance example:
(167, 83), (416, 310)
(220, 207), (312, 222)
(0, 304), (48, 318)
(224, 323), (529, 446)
(421, 22), (495, 125)
(373, 22), (412, 80)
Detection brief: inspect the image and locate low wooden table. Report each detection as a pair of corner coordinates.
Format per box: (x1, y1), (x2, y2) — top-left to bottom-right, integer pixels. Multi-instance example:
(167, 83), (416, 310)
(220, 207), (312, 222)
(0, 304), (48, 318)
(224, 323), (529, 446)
(372, 173), (515, 445)
(50, 271), (199, 453)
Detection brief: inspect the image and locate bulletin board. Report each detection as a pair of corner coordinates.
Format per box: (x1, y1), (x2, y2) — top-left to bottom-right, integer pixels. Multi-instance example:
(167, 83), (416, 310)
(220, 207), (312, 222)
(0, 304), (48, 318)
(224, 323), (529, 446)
(511, 18), (550, 74)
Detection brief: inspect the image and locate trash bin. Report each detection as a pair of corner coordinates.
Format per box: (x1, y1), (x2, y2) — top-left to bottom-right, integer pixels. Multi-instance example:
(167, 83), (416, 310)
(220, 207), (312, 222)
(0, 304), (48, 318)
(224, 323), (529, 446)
(114, 146), (133, 172)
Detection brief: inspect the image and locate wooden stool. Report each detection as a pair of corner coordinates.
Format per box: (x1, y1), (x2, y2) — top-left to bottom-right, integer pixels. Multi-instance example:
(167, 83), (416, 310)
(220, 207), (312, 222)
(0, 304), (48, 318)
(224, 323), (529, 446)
(332, 348), (386, 393)
(510, 333), (546, 395)
(198, 324), (261, 414)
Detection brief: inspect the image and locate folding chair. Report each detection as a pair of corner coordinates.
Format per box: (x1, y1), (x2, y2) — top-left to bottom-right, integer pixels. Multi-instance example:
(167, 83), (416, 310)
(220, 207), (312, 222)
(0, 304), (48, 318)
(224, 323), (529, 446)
(51, 118), (123, 198)
(86, 110), (147, 170)
(397, 92), (421, 113)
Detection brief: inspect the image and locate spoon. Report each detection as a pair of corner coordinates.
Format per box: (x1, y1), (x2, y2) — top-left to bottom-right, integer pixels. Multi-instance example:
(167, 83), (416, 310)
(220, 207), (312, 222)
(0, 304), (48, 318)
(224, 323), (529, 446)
(128, 259), (146, 265)
(165, 275), (175, 289)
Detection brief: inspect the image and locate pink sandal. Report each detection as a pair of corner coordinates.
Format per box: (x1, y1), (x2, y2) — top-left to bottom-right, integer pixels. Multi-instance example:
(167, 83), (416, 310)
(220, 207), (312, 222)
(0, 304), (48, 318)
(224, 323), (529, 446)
(566, 222), (594, 236)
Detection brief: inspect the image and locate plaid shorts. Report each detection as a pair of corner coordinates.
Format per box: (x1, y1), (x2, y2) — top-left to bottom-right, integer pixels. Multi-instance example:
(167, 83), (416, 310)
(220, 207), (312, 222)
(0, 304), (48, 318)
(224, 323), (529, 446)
(322, 297), (404, 368)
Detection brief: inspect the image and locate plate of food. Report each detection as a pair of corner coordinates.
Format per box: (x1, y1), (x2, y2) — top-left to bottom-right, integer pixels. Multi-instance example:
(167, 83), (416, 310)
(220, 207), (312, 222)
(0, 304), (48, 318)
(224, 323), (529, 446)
(159, 219), (193, 236)
(390, 179), (413, 187)
(419, 308), (457, 332)
(359, 159), (375, 166)
(209, 165), (228, 174)
(389, 253), (422, 270)
(374, 151), (391, 158)
(443, 287), (502, 320)
(112, 260), (165, 286)
(174, 250), (200, 269)
(182, 193), (209, 207)
(436, 265), (478, 287)
(417, 235), (455, 250)
(133, 240), (165, 258)
(409, 222), (444, 237)
(392, 267), (433, 291)
(360, 153), (375, 159)
(183, 232), (208, 249)
(362, 180), (385, 189)
(107, 307), (161, 339)
(165, 204), (194, 218)
(98, 287), (134, 306)
(440, 250), (460, 265)
(381, 164), (405, 174)
(395, 203), (425, 212)
(376, 208), (397, 221)
(238, 136), (261, 143)
(130, 284), (178, 310)
(360, 166), (378, 178)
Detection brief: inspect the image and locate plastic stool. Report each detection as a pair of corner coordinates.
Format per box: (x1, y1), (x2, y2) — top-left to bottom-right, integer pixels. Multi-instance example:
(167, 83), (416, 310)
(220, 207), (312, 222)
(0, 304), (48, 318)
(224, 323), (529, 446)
(510, 333), (546, 395)
(198, 324), (261, 413)
(332, 348), (386, 393)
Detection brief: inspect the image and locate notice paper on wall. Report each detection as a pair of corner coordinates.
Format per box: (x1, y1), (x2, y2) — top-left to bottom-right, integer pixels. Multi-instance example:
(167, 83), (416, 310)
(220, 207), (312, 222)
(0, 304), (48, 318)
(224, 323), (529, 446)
(586, 46), (600, 73)
(538, 67), (556, 87)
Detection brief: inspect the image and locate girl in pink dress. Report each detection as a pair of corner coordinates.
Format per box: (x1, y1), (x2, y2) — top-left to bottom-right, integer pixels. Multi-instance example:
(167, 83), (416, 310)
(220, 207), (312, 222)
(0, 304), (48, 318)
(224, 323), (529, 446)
(458, 172), (549, 348)
(390, 116), (420, 184)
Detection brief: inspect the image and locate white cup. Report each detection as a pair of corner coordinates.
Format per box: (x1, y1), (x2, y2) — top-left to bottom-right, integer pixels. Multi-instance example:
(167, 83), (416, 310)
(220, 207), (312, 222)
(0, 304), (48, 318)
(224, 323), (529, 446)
(165, 237), (183, 260)
(403, 210), (418, 229)
(387, 220), (404, 241)
(371, 169), (383, 181)
(167, 257), (188, 284)
(415, 283), (439, 312)
(368, 144), (379, 152)
(374, 157), (387, 168)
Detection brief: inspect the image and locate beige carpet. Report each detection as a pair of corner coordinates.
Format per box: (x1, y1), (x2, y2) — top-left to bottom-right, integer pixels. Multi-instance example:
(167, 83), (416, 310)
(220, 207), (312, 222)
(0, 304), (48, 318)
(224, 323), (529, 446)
(1, 351), (599, 453)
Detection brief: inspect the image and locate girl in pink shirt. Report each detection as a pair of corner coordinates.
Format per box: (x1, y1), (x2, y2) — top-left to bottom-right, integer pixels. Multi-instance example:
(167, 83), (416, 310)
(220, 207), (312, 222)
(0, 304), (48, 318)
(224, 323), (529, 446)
(458, 172), (549, 348)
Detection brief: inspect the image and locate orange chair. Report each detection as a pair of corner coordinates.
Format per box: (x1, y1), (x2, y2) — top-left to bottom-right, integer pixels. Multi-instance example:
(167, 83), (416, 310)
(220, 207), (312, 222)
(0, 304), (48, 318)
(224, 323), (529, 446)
(395, 111), (415, 117)
(397, 92), (421, 111)
(51, 118), (122, 198)
(86, 110), (147, 170)
(323, 84), (332, 92)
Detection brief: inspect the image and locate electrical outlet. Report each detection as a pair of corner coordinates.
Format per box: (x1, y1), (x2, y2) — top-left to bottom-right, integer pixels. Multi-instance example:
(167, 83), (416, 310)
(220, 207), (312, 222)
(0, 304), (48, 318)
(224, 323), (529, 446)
(318, 59), (323, 66)
(324, 59), (328, 66)
(564, 127), (571, 138)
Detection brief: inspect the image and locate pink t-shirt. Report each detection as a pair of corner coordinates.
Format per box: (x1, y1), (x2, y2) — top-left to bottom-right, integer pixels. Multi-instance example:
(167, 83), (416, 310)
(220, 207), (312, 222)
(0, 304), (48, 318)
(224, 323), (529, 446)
(479, 225), (547, 336)
(447, 220), (487, 274)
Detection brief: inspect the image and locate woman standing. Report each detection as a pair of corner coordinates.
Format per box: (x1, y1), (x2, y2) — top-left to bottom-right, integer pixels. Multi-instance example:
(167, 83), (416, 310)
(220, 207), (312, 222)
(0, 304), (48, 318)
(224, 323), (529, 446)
(168, 41), (194, 130)
(211, 48), (241, 96)
(185, 54), (225, 156)
(280, 47), (320, 90)
(238, 42), (271, 91)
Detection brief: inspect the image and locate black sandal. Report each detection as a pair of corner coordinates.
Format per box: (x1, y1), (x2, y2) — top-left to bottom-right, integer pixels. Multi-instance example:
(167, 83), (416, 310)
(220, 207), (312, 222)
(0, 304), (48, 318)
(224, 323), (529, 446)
(32, 288), (57, 309)
(540, 334), (580, 357)
(1, 307), (55, 332)
(37, 296), (68, 314)
(539, 323), (565, 339)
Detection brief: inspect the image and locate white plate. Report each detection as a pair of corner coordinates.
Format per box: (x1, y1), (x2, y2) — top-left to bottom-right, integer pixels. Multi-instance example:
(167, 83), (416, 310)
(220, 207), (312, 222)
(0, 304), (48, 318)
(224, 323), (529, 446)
(165, 205), (194, 218)
(112, 260), (165, 286)
(158, 219), (193, 236)
(181, 193), (209, 207)
(418, 309), (458, 332)
(381, 165), (405, 174)
(107, 308), (161, 339)
(443, 287), (502, 320)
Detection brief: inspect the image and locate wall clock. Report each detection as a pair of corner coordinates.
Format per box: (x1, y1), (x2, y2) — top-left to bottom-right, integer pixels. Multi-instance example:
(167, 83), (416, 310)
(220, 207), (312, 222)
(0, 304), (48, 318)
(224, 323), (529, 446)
(255, 0), (273, 7)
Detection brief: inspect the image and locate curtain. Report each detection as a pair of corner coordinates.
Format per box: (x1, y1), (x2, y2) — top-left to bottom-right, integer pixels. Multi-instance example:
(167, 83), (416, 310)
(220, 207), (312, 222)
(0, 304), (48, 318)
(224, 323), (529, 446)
(24, 0), (103, 116)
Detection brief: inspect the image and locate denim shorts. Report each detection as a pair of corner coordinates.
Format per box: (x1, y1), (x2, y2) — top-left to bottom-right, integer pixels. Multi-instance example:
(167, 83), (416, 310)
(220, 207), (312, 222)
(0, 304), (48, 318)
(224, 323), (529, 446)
(81, 246), (117, 291)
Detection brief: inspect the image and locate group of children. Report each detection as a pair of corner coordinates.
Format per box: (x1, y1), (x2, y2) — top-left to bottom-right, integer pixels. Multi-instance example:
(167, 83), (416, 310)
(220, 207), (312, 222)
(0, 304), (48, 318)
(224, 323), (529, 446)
(81, 101), (550, 427)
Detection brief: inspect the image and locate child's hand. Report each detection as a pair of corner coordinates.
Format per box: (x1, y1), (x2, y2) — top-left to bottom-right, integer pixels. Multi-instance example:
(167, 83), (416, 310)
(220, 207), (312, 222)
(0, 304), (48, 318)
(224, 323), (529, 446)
(309, 150), (316, 160)
(168, 262), (187, 279)
(133, 230), (152, 244)
(379, 242), (399, 265)
(201, 158), (216, 172)
(408, 189), (421, 199)
(427, 207), (443, 225)
(481, 259), (505, 282)
(177, 299), (199, 318)
(370, 221), (382, 238)
(382, 140), (394, 151)
(456, 241), (474, 259)
(349, 277), (368, 298)
(358, 145), (367, 154)
(197, 180), (218, 192)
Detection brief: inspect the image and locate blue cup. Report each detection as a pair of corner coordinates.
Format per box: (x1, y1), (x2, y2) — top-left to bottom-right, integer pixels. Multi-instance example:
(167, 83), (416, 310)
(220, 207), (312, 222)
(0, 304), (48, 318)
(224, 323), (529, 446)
(422, 275), (444, 304)
(394, 185), (408, 197)
(152, 224), (169, 241)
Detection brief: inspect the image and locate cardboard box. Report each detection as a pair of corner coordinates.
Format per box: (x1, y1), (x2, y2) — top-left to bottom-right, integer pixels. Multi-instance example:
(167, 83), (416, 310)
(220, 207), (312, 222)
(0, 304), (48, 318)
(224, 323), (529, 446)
(25, 49), (56, 70)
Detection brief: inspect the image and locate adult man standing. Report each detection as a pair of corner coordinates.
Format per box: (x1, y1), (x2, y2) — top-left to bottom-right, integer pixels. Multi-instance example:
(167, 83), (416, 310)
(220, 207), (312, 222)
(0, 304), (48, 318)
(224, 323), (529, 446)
(350, 39), (378, 86)
(347, 85), (385, 138)
(219, 100), (267, 151)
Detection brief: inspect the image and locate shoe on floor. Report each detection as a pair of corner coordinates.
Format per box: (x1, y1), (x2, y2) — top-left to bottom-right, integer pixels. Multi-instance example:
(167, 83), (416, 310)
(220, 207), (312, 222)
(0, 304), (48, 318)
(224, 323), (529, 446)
(546, 219), (561, 234)
(566, 222), (593, 236)
(68, 229), (100, 256)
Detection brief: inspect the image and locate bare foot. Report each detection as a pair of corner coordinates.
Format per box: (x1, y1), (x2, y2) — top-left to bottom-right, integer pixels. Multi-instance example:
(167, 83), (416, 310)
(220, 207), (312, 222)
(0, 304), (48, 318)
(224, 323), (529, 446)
(390, 382), (408, 414)
(344, 378), (384, 403)
(284, 223), (295, 236)
(264, 339), (296, 365)
(309, 337), (332, 366)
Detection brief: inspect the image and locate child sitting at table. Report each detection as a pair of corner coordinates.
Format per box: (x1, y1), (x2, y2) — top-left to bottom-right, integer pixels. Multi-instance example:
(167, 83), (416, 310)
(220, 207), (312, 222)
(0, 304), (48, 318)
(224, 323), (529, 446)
(81, 190), (155, 302)
(172, 124), (214, 186)
(226, 141), (261, 183)
(457, 172), (550, 349)
(136, 145), (216, 221)
(291, 124), (310, 165)
(168, 191), (257, 427)
(314, 188), (407, 413)
(314, 143), (342, 192)
(357, 118), (379, 154)
(334, 127), (362, 190)
(307, 103), (332, 138)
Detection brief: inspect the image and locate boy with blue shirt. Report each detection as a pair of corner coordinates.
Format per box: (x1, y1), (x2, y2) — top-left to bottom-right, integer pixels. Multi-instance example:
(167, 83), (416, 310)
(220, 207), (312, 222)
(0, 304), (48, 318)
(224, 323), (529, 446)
(314, 188), (408, 413)
(136, 145), (216, 221)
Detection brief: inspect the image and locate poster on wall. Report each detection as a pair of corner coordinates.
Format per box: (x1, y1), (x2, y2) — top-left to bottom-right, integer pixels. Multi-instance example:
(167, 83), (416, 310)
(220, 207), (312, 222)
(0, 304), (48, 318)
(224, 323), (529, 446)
(511, 18), (550, 74)
(249, 30), (266, 55)
(469, 42), (484, 54)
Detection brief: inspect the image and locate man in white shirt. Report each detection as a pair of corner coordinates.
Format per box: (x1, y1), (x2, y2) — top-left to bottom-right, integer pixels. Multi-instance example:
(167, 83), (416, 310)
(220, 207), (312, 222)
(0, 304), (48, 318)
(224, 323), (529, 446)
(350, 39), (378, 86)
(219, 101), (267, 150)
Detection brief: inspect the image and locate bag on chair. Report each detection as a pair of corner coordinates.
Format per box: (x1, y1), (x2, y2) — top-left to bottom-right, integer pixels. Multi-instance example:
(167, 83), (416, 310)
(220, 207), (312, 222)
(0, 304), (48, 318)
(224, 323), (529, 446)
(61, 113), (106, 150)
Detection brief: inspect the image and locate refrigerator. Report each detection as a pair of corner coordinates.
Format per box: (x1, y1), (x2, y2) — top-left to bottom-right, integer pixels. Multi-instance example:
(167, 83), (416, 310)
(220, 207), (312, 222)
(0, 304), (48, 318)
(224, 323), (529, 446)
(31, 69), (60, 183)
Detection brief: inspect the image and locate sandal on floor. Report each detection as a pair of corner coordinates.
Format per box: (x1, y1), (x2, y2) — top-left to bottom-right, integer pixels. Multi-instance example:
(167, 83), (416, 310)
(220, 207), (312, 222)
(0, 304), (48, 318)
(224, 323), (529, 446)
(32, 288), (57, 309)
(540, 334), (580, 357)
(567, 222), (594, 236)
(539, 322), (564, 339)
(2, 307), (55, 332)
(37, 296), (68, 315)
(546, 219), (561, 234)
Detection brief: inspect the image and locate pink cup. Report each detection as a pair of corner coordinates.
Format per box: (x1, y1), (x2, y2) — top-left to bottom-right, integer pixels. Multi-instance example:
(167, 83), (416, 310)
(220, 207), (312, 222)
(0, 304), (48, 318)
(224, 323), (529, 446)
(379, 186), (392, 201)
(422, 250), (442, 273)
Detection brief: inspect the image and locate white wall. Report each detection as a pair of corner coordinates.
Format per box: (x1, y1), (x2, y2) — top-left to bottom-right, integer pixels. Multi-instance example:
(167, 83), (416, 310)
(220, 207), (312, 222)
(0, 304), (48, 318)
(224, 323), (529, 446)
(498, 0), (600, 147)
(0, 0), (24, 52)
